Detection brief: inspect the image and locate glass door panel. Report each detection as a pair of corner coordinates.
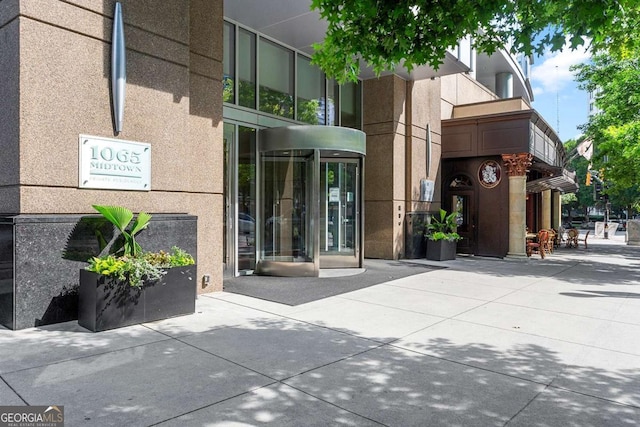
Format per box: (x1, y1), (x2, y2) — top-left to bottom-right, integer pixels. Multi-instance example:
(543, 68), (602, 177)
(223, 123), (257, 277)
(450, 191), (475, 254)
(223, 123), (234, 277)
(320, 160), (359, 267)
(260, 150), (314, 262)
(237, 126), (257, 271)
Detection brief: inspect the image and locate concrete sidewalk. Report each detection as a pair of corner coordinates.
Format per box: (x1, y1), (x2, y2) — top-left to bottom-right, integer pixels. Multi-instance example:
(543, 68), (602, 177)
(2, 233), (639, 426)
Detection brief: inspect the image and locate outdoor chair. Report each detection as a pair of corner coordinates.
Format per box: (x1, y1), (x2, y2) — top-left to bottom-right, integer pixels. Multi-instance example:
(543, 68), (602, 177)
(526, 229), (548, 259)
(543, 229), (556, 254)
(566, 228), (579, 248)
(578, 230), (590, 249)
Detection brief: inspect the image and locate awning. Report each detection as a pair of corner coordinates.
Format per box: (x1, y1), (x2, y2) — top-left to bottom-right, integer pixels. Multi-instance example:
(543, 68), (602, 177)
(526, 168), (578, 194)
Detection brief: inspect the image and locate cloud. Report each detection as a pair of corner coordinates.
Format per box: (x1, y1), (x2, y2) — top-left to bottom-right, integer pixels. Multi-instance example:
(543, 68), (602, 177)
(531, 40), (591, 95)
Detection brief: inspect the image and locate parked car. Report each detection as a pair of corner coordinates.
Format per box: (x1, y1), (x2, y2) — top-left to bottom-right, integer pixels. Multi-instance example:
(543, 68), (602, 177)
(238, 212), (255, 234)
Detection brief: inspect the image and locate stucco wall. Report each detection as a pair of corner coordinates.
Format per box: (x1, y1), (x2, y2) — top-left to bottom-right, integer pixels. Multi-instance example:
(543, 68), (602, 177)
(440, 73), (497, 120)
(8, 0), (224, 291)
(363, 75), (446, 259)
(363, 75), (406, 259)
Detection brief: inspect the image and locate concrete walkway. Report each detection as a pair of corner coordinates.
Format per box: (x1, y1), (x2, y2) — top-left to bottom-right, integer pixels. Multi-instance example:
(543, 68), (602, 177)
(1, 232), (639, 426)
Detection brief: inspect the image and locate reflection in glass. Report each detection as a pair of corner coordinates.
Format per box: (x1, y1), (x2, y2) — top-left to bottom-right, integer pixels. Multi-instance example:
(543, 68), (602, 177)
(238, 126), (256, 270)
(261, 151), (313, 261)
(259, 39), (294, 118)
(223, 22), (235, 103)
(297, 55), (325, 125)
(453, 195), (469, 232)
(450, 175), (473, 188)
(223, 123), (234, 270)
(238, 29), (256, 109)
(340, 80), (362, 129)
(321, 162), (357, 255)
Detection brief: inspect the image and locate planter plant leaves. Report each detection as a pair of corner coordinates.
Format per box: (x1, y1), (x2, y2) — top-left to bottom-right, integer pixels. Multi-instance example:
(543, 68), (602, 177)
(425, 209), (461, 261)
(79, 205), (196, 332)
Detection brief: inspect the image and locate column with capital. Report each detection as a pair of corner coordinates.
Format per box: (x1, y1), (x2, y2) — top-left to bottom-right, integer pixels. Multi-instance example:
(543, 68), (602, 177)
(502, 153), (532, 257)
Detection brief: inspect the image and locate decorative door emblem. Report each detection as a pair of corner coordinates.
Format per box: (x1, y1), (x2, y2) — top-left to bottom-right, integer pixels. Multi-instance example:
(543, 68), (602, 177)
(478, 160), (501, 188)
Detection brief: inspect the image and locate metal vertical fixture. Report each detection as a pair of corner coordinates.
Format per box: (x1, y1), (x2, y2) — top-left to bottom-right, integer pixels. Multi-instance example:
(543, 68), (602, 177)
(111, 2), (126, 134)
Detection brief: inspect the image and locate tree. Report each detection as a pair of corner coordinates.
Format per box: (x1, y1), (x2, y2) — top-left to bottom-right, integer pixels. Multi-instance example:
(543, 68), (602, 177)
(563, 138), (597, 221)
(572, 40), (640, 218)
(310, 0), (640, 82)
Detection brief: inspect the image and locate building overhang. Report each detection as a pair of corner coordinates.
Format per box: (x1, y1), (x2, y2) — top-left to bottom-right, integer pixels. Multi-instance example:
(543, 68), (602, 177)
(442, 100), (578, 193)
(224, 0), (472, 81)
(526, 167), (579, 194)
(475, 50), (533, 103)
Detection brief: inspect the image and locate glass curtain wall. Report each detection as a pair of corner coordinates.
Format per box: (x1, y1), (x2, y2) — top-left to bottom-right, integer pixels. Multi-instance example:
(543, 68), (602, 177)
(223, 20), (362, 130)
(223, 19), (365, 276)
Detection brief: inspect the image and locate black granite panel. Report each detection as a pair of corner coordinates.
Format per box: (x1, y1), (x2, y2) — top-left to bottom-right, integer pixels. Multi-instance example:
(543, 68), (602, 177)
(404, 212), (428, 259)
(136, 215), (198, 258)
(5, 214), (197, 330)
(0, 222), (14, 329)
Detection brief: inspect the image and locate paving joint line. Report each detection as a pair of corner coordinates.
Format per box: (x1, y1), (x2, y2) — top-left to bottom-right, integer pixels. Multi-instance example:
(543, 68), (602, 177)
(0, 375), (28, 405)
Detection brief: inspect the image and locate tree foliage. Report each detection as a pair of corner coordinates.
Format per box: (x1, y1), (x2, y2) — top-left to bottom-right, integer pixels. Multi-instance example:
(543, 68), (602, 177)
(572, 40), (640, 214)
(563, 139), (595, 219)
(311, 0), (640, 82)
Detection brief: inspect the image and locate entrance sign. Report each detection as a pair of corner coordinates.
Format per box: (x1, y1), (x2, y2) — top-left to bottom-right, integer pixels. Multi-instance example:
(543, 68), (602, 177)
(329, 187), (340, 202)
(79, 135), (151, 191)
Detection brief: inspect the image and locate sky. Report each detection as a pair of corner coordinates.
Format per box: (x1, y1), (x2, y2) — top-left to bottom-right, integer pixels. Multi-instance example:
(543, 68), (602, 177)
(531, 43), (590, 142)
(529, 42), (592, 142)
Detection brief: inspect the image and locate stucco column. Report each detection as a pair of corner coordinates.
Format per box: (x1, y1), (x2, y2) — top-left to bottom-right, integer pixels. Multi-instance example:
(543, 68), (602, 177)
(541, 189), (552, 229)
(552, 190), (562, 229)
(502, 153), (532, 257)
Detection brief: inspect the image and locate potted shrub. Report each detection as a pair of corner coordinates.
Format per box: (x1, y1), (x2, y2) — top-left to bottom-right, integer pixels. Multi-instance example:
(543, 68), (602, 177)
(78, 205), (196, 332)
(425, 209), (461, 261)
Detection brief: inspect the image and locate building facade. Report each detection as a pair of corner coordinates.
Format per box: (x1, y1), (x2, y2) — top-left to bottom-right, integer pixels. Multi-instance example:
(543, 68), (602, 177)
(0, 0), (574, 329)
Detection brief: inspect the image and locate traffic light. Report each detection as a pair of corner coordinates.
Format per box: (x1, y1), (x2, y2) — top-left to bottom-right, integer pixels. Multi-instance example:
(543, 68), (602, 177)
(585, 171), (592, 186)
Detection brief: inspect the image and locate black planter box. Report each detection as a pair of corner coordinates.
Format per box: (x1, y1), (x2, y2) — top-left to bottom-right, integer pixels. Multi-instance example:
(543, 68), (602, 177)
(78, 265), (196, 332)
(426, 240), (457, 261)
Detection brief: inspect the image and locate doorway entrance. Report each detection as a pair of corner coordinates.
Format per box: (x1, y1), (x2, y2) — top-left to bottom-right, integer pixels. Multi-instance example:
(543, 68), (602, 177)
(444, 174), (477, 255)
(255, 126), (365, 277)
(320, 161), (359, 268)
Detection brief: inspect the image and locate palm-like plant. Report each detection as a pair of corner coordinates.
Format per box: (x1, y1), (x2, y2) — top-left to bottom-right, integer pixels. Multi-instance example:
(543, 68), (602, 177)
(426, 209), (461, 242)
(92, 205), (151, 257)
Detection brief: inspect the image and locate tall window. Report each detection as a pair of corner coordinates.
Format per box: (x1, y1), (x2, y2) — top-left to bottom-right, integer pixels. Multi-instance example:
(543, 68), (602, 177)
(238, 29), (256, 109)
(259, 39), (294, 119)
(326, 79), (338, 126)
(340, 80), (362, 129)
(297, 55), (325, 125)
(223, 22), (235, 103)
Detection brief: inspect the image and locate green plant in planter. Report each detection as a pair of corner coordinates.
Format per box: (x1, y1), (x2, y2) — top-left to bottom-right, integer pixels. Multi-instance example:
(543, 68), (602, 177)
(426, 209), (462, 242)
(86, 205), (195, 287)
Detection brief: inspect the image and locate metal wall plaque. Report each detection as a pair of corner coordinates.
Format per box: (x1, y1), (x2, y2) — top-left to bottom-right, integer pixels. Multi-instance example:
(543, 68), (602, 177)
(420, 179), (435, 202)
(79, 135), (151, 191)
